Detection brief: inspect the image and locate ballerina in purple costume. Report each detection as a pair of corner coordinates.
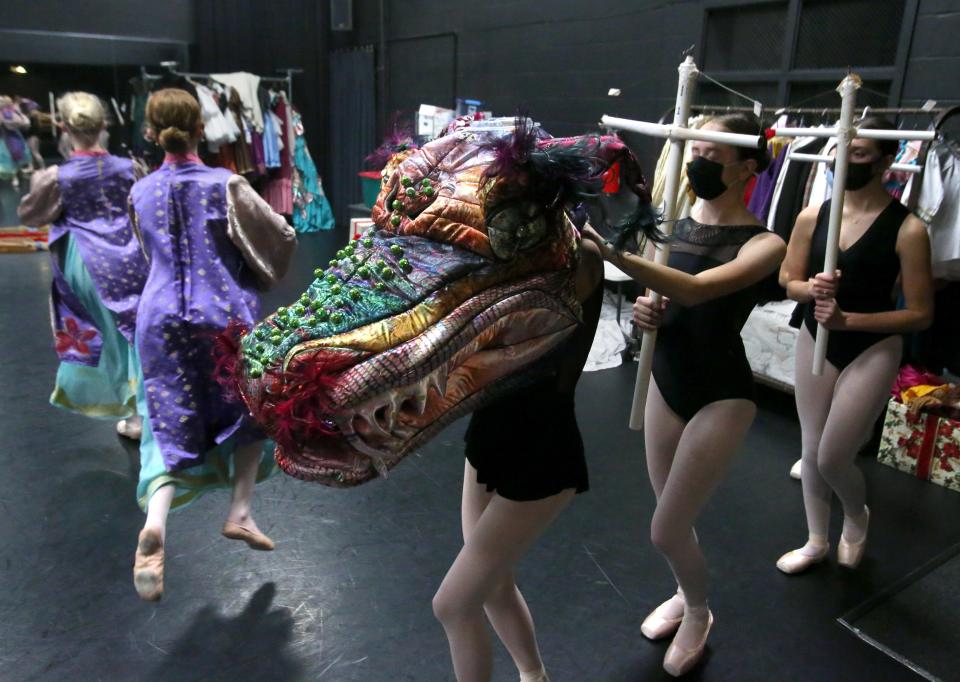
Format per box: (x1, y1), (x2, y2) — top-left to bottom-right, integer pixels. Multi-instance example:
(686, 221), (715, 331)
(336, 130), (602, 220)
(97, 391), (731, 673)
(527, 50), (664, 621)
(129, 89), (297, 601)
(18, 92), (146, 438)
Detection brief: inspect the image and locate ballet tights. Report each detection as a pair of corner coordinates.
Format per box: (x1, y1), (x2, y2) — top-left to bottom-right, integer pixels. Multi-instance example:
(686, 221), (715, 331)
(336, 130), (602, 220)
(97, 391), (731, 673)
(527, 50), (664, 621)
(794, 328), (901, 552)
(432, 461), (572, 682)
(644, 378), (756, 650)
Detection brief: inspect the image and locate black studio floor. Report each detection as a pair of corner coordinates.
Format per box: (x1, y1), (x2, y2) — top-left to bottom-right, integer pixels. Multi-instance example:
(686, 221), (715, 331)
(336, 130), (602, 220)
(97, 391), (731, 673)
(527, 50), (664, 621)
(2, 236), (959, 682)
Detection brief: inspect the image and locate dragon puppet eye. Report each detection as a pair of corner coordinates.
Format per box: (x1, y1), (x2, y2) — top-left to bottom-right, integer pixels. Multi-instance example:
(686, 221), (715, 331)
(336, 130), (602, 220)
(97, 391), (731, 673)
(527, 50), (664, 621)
(486, 201), (548, 260)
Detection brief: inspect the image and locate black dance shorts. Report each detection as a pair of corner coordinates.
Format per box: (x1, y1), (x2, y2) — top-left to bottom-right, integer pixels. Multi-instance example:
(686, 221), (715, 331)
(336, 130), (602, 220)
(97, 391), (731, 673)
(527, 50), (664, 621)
(464, 381), (589, 502)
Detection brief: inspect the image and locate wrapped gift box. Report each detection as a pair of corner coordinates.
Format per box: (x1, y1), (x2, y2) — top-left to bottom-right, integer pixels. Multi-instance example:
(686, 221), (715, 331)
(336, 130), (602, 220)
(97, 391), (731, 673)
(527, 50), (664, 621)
(878, 398), (960, 492)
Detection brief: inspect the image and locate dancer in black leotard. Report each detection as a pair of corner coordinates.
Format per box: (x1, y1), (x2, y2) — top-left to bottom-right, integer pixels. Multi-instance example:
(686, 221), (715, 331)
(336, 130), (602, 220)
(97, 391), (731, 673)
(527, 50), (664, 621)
(800, 200), (910, 370)
(776, 117), (934, 575)
(652, 219), (769, 420)
(585, 113), (785, 677)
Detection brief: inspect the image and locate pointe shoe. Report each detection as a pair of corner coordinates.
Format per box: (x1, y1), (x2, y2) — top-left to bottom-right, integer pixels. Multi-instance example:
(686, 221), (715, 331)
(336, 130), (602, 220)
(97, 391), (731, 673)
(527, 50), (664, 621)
(776, 544), (829, 575)
(117, 416), (143, 440)
(838, 506), (870, 569)
(518, 667), (549, 682)
(133, 528), (164, 601)
(222, 521), (275, 551)
(663, 610), (713, 677)
(789, 459), (802, 480)
(641, 595), (685, 640)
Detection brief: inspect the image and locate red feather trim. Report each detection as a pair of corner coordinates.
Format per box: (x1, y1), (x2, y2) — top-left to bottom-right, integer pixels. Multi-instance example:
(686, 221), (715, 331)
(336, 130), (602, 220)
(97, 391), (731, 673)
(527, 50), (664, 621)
(211, 320), (249, 402)
(253, 350), (356, 451)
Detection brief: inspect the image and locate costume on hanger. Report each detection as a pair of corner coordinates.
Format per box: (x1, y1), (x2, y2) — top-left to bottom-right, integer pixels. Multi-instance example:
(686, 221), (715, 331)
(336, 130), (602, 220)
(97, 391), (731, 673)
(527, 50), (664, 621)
(794, 199), (908, 371)
(652, 218), (767, 421)
(291, 110), (334, 232)
(883, 140), (921, 200)
(747, 145), (788, 223)
(263, 109), (282, 169)
(263, 93), (294, 215)
(129, 154), (296, 509)
(225, 88), (256, 176)
(196, 83), (237, 153)
(915, 137), (960, 280)
(768, 137), (822, 239)
(210, 72), (264, 132)
(18, 151), (145, 416)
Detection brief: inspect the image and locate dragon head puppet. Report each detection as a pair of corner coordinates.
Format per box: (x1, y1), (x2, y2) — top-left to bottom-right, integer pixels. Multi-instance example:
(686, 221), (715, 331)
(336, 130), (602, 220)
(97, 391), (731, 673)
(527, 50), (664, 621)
(230, 121), (658, 486)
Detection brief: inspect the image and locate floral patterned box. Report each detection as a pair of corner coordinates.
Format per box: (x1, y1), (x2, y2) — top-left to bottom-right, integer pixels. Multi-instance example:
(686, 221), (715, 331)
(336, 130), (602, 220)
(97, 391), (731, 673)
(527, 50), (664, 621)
(878, 399), (960, 493)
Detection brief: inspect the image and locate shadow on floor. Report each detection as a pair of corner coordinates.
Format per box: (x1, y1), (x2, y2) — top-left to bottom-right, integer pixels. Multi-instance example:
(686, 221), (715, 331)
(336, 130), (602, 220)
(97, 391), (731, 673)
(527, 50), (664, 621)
(144, 583), (302, 682)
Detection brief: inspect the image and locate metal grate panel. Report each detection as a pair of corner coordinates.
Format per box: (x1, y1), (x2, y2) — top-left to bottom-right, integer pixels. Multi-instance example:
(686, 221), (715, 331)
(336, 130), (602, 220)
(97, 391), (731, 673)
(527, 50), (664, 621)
(703, 3), (788, 71)
(795, 0), (905, 69)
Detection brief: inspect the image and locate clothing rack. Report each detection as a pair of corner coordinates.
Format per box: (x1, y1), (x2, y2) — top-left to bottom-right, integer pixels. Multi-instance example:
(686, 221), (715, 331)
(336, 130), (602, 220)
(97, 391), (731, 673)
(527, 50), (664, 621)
(659, 104), (945, 126)
(693, 105), (944, 116)
(139, 63), (301, 104)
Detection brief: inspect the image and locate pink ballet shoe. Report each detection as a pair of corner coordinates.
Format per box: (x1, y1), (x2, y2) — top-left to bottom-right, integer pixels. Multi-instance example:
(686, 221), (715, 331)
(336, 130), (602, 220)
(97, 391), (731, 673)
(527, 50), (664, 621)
(222, 521), (275, 551)
(133, 528), (164, 601)
(641, 595), (684, 640)
(662, 610), (713, 677)
(838, 506), (870, 569)
(789, 459), (802, 480)
(776, 544), (829, 575)
(518, 667), (549, 682)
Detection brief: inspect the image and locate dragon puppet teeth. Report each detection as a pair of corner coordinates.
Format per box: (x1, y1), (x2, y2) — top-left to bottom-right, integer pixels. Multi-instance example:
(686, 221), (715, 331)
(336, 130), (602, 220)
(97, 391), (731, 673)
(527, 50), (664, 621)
(356, 404), (392, 438)
(408, 376), (430, 415)
(427, 363), (449, 397)
(336, 361), (452, 454)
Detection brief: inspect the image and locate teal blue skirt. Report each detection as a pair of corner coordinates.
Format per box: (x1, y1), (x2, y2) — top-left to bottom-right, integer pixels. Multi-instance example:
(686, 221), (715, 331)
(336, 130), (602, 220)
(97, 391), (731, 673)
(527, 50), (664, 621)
(51, 235), (276, 511)
(133, 352), (277, 511)
(49, 235), (138, 418)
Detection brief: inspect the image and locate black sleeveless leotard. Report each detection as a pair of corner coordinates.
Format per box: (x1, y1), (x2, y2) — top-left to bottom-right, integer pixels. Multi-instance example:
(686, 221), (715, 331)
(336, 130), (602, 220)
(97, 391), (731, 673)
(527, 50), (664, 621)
(652, 218), (768, 422)
(800, 199), (908, 371)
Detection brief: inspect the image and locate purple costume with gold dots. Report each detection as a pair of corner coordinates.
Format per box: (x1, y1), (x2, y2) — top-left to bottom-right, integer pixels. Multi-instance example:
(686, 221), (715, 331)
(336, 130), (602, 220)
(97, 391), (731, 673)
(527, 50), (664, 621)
(131, 159), (269, 472)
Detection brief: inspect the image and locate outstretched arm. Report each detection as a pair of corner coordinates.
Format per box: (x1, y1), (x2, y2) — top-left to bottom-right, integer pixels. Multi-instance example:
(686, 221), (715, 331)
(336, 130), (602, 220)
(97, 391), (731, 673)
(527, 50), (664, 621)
(583, 225), (785, 307)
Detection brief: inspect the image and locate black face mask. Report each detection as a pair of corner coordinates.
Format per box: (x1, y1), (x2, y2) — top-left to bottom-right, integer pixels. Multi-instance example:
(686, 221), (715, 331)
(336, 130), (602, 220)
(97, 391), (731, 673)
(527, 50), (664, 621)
(833, 159), (879, 191)
(686, 156), (728, 200)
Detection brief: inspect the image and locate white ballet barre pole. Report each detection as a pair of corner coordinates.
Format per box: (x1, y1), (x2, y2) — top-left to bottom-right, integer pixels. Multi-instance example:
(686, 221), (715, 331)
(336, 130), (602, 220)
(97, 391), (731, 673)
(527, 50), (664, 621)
(599, 116), (764, 148)
(788, 151), (921, 174)
(813, 75), (860, 376)
(890, 163), (922, 174)
(604, 57), (699, 431)
(789, 152), (837, 163)
(857, 128), (935, 142)
(774, 126), (934, 142)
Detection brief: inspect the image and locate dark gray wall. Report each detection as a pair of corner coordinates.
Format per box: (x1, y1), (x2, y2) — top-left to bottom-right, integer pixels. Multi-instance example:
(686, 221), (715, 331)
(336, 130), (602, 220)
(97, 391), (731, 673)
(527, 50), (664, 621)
(332, 0), (960, 169)
(1, 0), (194, 42)
(902, 0), (960, 107)
(0, 0), (193, 65)
(333, 0), (702, 166)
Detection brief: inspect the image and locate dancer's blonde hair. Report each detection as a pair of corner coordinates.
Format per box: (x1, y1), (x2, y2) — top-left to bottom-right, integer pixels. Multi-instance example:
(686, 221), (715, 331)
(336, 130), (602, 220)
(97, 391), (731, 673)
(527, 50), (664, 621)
(57, 92), (105, 147)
